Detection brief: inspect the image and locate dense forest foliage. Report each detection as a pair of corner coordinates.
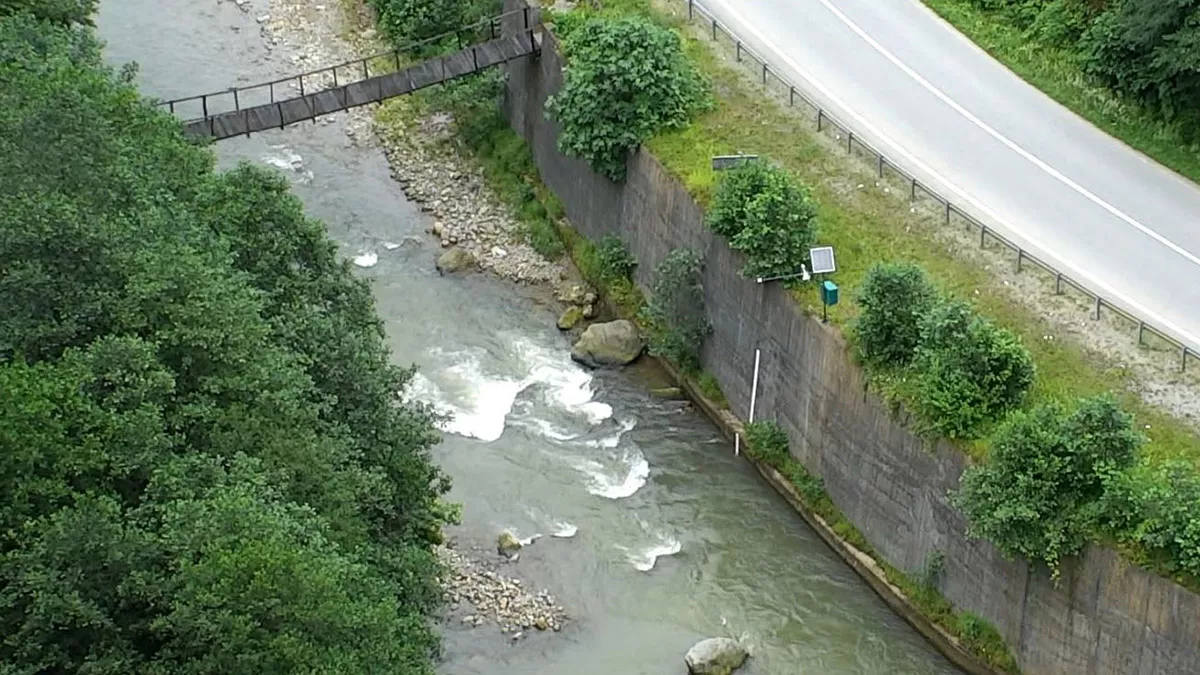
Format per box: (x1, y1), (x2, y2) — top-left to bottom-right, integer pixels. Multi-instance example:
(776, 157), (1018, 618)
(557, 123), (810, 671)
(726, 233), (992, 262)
(0, 4), (450, 672)
(968, 0), (1200, 133)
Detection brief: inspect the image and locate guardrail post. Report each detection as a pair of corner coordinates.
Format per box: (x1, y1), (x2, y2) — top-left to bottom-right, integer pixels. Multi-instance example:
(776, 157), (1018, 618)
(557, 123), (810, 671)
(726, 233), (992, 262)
(332, 66), (339, 89)
(362, 58), (369, 80)
(910, 177), (917, 200)
(877, 155), (884, 178)
(847, 131), (853, 153)
(1138, 321), (1145, 345)
(299, 75), (305, 97)
(736, 41), (741, 61)
(945, 202), (950, 225)
(169, 100), (175, 114)
(980, 224), (987, 248)
(688, 0), (694, 19)
(1183, 346), (1189, 372)
(523, 6), (530, 31)
(816, 109), (823, 131)
(1094, 296), (1102, 320)
(789, 86), (795, 107)
(202, 95), (208, 119)
(711, 18), (717, 40)
(762, 63), (767, 84)
(1016, 249), (1023, 273)
(1055, 272), (1063, 294)
(269, 82), (275, 103)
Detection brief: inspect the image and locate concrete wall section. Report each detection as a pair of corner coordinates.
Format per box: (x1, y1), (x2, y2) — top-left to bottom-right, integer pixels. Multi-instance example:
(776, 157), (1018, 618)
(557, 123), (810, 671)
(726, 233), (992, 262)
(502, 17), (1200, 674)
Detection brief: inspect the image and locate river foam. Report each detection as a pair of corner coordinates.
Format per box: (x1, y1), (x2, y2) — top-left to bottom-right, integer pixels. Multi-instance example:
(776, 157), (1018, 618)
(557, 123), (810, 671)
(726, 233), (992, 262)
(622, 537), (682, 572)
(578, 447), (650, 499)
(405, 337), (611, 442)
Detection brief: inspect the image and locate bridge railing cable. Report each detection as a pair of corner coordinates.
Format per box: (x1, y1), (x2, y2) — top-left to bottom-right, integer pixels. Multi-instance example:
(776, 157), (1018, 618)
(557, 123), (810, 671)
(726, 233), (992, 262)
(157, 6), (537, 123)
(678, 0), (1197, 370)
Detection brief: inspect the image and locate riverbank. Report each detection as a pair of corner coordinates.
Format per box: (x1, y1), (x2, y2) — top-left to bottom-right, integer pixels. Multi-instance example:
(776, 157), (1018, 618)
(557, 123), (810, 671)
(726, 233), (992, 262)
(259, 0), (579, 641)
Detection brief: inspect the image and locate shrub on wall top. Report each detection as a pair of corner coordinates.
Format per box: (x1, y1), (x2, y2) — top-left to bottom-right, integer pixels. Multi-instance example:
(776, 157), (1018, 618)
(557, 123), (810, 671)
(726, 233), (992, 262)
(546, 15), (711, 181)
(912, 300), (1035, 439)
(706, 160), (819, 282)
(855, 262), (939, 369)
(955, 396), (1142, 576)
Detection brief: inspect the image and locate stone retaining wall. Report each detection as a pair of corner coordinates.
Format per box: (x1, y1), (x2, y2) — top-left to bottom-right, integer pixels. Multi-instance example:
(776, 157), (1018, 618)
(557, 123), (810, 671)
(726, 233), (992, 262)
(501, 10), (1200, 673)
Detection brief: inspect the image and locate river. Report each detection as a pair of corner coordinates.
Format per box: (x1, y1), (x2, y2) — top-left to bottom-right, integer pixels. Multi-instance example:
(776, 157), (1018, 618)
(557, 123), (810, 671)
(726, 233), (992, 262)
(95, 1), (961, 673)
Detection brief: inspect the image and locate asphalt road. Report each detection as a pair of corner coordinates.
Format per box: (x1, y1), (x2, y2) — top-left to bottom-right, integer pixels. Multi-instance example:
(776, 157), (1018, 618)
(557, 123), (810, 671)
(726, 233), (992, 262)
(701, 0), (1200, 353)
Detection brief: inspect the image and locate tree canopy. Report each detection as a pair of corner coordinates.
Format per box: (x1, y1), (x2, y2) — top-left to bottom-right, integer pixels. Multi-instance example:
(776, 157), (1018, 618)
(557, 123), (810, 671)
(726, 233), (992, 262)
(0, 11), (448, 672)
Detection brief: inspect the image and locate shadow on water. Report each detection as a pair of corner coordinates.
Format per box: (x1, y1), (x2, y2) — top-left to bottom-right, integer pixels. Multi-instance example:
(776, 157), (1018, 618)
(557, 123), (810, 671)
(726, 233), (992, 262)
(96, 1), (962, 672)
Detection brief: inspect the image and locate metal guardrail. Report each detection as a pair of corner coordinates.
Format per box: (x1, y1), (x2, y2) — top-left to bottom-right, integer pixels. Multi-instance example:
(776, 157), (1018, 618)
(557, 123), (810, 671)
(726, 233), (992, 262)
(679, 0), (1197, 372)
(157, 7), (539, 124)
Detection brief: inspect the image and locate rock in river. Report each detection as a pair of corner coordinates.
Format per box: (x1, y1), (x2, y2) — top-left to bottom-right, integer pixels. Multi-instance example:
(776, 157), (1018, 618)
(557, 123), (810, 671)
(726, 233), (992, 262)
(497, 531), (522, 557)
(557, 306), (584, 331)
(570, 320), (643, 368)
(436, 246), (476, 275)
(685, 637), (748, 675)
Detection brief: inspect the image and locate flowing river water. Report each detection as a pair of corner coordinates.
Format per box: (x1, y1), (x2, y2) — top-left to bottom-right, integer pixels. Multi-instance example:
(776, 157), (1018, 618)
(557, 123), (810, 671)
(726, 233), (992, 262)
(96, 1), (961, 673)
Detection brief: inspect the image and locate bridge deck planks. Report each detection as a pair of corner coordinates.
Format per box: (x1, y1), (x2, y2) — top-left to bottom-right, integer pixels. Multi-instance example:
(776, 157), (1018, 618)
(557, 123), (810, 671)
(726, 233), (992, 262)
(183, 33), (539, 140)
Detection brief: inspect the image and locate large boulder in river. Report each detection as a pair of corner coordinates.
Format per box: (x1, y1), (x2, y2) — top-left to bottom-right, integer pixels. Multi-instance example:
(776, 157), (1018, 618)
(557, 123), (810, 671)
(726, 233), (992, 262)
(685, 637), (748, 675)
(570, 320), (643, 368)
(436, 246), (476, 275)
(497, 531), (522, 557)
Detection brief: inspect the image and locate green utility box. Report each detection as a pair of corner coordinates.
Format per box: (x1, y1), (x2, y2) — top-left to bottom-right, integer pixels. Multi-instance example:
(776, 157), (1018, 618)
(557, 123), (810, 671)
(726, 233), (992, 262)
(821, 280), (839, 306)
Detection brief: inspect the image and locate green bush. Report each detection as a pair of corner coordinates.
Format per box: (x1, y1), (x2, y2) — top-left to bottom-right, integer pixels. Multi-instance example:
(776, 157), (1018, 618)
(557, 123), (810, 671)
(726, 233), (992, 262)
(639, 248), (710, 372)
(596, 234), (636, 282)
(706, 160), (819, 282)
(912, 300), (1035, 438)
(955, 396), (1142, 576)
(369, 0), (491, 55)
(744, 420), (791, 467)
(1127, 461), (1200, 578)
(855, 262), (939, 368)
(547, 16), (711, 180)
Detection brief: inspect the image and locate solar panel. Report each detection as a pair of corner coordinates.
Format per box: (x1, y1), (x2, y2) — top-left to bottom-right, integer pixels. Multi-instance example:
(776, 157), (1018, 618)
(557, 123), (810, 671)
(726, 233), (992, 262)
(809, 246), (836, 274)
(711, 154), (759, 171)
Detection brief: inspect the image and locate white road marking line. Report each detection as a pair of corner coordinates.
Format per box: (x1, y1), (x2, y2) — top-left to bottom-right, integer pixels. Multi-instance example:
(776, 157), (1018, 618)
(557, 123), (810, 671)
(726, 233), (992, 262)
(706, 0), (1200, 349)
(812, 0), (1200, 268)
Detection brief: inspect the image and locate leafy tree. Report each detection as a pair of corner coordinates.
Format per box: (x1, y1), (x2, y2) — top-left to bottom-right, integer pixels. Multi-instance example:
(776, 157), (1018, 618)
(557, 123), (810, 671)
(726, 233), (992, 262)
(955, 396), (1142, 575)
(0, 0), (97, 25)
(707, 160), (819, 281)
(0, 13), (448, 671)
(368, 0), (491, 56)
(912, 300), (1035, 438)
(854, 262), (939, 368)
(547, 16), (711, 180)
(1080, 0), (1200, 123)
(639, 248), (710, 372)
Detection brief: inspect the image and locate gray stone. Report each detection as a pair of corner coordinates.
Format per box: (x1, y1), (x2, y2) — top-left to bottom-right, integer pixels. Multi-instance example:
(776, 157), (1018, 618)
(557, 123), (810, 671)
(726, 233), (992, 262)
(570, 320), (643, 367)
(497, 531), (522, 557)
(684, 637), (748, 675)
(557, 306), (584, 331)
(436, 246), (476, 275)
